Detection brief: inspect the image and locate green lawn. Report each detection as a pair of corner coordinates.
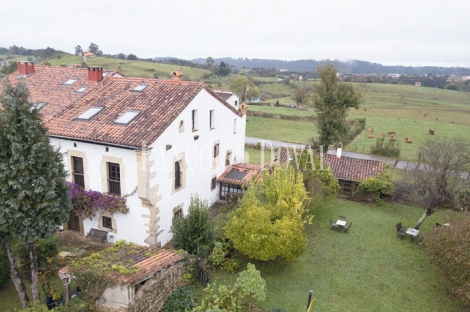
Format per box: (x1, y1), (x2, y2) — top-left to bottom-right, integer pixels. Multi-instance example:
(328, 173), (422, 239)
(246, 116), (317, 144)
(212, 199), (464, 312)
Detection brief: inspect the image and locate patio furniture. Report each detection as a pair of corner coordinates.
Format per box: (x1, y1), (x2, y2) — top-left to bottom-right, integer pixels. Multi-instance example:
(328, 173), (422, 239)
(86, 228), (108, 242)
(406, 228), (420, 241)
(396, 222), (406, 239)
(435, 223), (442, 227)
(343, 222), (352, 233)
(330, 219), (338, 230)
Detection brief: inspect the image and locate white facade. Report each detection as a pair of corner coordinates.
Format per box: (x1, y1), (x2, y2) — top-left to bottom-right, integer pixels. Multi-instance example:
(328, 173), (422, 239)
(54, 88), (246, 247)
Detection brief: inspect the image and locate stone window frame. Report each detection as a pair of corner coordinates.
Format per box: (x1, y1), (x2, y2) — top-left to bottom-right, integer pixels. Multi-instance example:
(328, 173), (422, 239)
(98, 211), (117, 234)
(101, 156), (126, 197)
(67, 150), (90, 189)
(171, 153), (187, 194)
(210, 109), (215, 130)
(212, 140), (220, 169)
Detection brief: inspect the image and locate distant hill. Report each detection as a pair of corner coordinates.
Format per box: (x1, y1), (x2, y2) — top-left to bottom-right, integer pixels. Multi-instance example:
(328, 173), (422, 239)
(189, 57), (470, 76)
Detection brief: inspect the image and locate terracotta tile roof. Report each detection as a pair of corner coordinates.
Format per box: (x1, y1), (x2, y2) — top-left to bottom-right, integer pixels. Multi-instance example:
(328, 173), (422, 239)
(7, 65), (117, 123)
(322, 153), (384, 181)
(7, 66), (242, 148)
(58, 246), (184, 284)
(274, 147), (384, 181)
(217, 163), (262, 186)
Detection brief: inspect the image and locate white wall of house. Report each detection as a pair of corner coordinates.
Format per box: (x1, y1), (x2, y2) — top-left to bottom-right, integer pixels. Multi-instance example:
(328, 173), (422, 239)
(149, 88), (246, 246)
(50, 88), (246, 247)
(225, 94), (241, 108)
(51, 137), (148, 245)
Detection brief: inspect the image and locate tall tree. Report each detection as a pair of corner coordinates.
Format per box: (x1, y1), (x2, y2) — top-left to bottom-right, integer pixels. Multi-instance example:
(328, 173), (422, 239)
(217, 61), (231, 76)
(205, 56), (214, 68)
(230, 76), (260, 102)
(88, 42), (100, 55)
(74, 45), (83, 56)
(0, 83), (71, 303)
(404, 137), (470, 229)
(224, 166), (311, 261)
(292, 82), (312, 108)
(313, 63), (362, 146)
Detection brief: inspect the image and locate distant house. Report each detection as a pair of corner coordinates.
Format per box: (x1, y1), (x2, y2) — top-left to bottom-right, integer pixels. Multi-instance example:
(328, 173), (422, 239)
(273, 147), (384, 201)
(279, 69), (289, 73)
(246, 97), (260, 103)
(82, 51), (96, 58)
(213, 89), (241, 108)
(415, 81), (421, 87)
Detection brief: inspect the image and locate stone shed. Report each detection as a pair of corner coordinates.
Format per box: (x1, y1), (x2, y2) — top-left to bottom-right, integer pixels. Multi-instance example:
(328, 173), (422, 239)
(59, 244), (185, 312)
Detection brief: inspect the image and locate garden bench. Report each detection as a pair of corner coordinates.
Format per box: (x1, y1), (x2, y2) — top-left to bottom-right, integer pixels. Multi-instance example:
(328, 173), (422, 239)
(86, 228), (108, 242)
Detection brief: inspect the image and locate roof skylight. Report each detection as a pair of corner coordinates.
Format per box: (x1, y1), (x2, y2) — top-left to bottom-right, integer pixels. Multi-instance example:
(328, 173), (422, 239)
(77, 107), (103, 120)
(31, 102), (47, 111)
(132, 84), (148, 92)
(62, 78), (78, 85)
(115, 110), (141, 124)
(75, 87), (87, 93)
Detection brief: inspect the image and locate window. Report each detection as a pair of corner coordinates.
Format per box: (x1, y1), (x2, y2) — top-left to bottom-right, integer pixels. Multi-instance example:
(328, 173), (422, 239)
(211, 177), (217, 190)
(213, 143), (220, 158)
(77, 107), (103, 120)
(115, 110), (140, 124)
(235, 100), (238, 106)
(132, 84), (148, 92)
(72, 156), (85, 188)
(62, 78), (78, 85)
(102, 216), (112, 229)
(210, 109), (215, 129)
(175, 161), (181, 189)
(174, 209), (183, 221)
(225, 152), (232, 167)
(220, 183), (243, 200)
(233, 118), (237, 133)
(192, 109), (198, 131)
(108, 162), (121, 196)
(75, 87), (87, 93)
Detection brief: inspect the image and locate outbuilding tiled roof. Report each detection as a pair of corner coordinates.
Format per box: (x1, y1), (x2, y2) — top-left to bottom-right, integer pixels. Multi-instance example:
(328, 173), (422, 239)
(7, 65), (117, 123)
(58, 246), (184, 285)
(273, 147), (384, 181)
(217, 163), (262, 186)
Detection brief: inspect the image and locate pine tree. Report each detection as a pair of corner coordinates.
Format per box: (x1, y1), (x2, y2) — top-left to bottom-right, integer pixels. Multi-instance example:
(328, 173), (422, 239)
(0, 82), (71, 304)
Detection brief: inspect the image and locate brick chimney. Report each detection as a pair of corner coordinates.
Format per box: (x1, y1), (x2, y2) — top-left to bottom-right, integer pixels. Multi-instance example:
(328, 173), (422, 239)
(170, 68), (183, 81)
(18, 62), (35, 76)
(88, 67), (104, 82)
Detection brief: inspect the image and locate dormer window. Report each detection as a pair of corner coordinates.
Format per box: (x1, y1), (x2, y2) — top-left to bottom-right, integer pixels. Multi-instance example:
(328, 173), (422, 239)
(32, 102), (47, 111)
(132, 84), (148, 92)
(62, 78), (78, 85)
(115, 110), (141, 124)
(75, 87), (87, 93)
(77, 107), (103, 120)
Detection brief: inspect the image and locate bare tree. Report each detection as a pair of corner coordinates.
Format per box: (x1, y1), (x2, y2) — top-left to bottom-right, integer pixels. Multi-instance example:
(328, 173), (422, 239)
(405, 137), (470, 229)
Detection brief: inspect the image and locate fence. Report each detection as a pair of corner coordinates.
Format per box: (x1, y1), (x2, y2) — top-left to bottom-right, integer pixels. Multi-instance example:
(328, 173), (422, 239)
(196, 262), (210, 286)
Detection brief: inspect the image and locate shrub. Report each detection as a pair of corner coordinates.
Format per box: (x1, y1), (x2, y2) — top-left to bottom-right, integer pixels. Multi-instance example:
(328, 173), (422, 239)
(424, 212), (470, 309)
(14, 235), (59, 271)
(160, 286), (198, 312)
(370, 136), (401, 157)
(357, 170), (395, 204)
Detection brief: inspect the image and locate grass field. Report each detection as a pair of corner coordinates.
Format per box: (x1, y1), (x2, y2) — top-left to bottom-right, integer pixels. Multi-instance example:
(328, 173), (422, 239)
(246, 116), (317, 144)
(212, 198), (464, 312)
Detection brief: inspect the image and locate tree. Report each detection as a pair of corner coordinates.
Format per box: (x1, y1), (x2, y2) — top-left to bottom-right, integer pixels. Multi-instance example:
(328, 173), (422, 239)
(424, 212), (470, 309)
(230, 76), (260, 102)
(116, 53), (126, 60)
(292, 82), (312, 108)
(217, 61), (231, 76)
(234, 263), (266, 310)
(224, 166), (310, 261)
(171, 195), (213, 255)
(0, 83), (71, 304)
(74, 45), (83, 56)
(205, 56), (214, 68)
(313, 63), (362, 146)
(127, 54), (137, 60)
(404, 137), (470, 229)
(88, 42), (99, 54)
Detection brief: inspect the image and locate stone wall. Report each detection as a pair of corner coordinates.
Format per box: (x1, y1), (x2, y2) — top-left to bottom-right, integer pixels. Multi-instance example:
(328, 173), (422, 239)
(129, 260), (186, 312)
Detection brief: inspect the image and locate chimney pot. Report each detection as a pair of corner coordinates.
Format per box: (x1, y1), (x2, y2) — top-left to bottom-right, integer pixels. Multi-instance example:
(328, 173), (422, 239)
(170, 68), (183, 81)
(240, 102), (248, 116)
(88, 67), (104, 82)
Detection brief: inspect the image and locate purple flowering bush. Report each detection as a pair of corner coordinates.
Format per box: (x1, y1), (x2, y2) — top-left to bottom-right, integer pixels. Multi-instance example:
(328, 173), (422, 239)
(66, 182), (129, 219)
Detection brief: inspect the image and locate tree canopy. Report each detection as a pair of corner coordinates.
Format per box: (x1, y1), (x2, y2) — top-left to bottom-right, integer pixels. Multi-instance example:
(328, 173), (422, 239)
(313, 63), (362, 146)
(224, 166), (310, 261)
(0, 82), (71, 303)
(230, 76), (260, 102)
(403, 137), (470, 229)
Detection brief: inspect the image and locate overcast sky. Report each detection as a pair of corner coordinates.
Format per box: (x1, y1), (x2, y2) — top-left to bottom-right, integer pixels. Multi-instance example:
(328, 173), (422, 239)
(1, 0), (469, 67)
